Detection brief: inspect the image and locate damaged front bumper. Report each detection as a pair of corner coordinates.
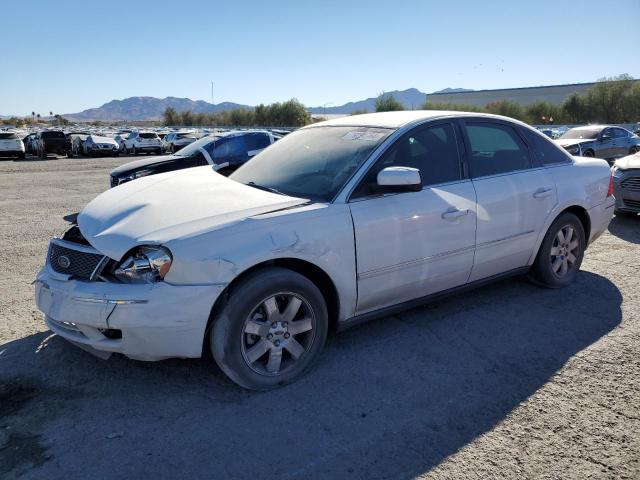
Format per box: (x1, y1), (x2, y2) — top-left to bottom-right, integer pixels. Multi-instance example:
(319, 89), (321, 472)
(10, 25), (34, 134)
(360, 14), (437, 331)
(34, 266), (225, 361)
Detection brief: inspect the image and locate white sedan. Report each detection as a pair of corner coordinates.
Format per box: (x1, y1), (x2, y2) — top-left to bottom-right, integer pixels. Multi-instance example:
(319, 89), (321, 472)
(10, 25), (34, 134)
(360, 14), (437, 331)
(35, 111), (614, 390)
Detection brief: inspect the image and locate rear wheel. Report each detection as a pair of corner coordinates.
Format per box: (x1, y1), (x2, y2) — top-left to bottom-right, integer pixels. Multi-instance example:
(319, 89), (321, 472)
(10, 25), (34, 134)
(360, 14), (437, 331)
(582, 150), (595, 157)
(132, 146), (137, 155)
(530, 212), (585, 288)
(210, 268), (328, 390)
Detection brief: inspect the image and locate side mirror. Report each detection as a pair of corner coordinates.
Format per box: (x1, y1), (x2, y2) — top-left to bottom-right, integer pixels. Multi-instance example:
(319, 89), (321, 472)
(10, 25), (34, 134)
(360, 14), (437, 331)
(376, 166), (422, 193)
(599, 134), (611, 141)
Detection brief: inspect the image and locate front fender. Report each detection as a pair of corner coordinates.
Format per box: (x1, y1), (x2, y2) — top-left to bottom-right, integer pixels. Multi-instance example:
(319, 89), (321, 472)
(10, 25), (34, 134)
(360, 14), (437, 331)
(165, 204), (358, 321)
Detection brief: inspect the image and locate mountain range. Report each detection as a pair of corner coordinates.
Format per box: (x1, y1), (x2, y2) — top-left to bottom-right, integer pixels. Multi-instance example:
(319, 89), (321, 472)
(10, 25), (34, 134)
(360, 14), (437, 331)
(61, 87), (473, 121)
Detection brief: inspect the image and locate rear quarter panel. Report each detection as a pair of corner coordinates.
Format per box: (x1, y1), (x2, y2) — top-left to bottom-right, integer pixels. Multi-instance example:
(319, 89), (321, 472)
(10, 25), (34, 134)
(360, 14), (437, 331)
(528, 157), (612, 263)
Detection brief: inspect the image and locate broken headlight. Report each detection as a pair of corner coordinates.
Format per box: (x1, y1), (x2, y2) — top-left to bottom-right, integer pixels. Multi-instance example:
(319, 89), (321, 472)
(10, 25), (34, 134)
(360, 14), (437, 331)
(114, 246), (172, 283)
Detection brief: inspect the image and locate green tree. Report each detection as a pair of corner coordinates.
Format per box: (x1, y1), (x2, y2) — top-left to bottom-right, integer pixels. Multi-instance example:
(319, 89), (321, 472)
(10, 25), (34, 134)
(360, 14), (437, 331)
(375, 93), (405, 112)
(484, 100), (525, 121)
(163, 107), (178, 125)
(350, 109), (369, 115)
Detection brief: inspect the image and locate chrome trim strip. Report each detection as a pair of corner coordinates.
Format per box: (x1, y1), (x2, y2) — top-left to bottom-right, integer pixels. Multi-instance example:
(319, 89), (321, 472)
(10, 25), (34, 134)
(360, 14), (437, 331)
(89, 255), (110, 281)
(475, 230), (535, 249)
(72, 297), (149, 305)
(358, 245), (475, 280)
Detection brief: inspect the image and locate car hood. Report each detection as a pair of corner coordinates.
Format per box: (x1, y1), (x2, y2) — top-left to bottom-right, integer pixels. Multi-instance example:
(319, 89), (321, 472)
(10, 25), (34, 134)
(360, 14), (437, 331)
(614, 152), (640, 170)
(553, 138), (594, 147)
(78, 166), (308, 260)
(110, 155), (188, 175)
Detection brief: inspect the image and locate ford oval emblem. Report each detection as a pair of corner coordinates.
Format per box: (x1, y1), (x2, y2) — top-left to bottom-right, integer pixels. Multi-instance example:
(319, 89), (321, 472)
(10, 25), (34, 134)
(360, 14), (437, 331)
(57, 255), (71, 269)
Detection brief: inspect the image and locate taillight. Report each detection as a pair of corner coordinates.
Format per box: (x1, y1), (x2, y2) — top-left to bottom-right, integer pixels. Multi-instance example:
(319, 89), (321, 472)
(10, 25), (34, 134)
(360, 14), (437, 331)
(607, 174), (614, 197)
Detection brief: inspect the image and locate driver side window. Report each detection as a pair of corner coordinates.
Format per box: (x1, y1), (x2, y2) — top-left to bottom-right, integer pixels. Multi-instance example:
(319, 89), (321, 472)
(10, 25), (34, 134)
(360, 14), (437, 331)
(352, 123), (462, 198)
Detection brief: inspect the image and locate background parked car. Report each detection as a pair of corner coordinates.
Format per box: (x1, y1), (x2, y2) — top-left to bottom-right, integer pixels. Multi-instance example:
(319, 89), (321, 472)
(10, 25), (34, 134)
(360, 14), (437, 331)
(0, 132), (25, 159)
(113, 134), (128, 153)
(33, 130), (69, 158)
(123, 132), (163, 155)
(162, 131), (199, 153)
(612, 151), (640, 215)
(22, 133), (37, 155)
(554, 125), (640, 164)
(110, 130), (275, 187)
(81, 135), (120, 157)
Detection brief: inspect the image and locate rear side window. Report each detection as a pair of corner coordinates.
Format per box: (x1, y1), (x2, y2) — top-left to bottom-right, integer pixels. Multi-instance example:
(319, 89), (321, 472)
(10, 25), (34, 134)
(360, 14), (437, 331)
(0, 133), (18, 139)
(613, 128), (629, 138)
(139, 133), (158, 139)
(244, 133), (271, 151)
(464, 123), (531, 177)
(522, 129), (570, 165)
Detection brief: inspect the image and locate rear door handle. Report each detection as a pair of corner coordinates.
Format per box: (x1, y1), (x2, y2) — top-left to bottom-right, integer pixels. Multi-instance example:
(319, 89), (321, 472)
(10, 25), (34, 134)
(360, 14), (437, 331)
(533, 187), (553, 199)
(442, 208), (469, 220)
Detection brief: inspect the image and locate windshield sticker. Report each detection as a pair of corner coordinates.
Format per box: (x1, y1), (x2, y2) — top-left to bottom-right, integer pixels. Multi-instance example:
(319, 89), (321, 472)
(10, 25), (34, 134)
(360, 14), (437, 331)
(342, 131), (386, 142)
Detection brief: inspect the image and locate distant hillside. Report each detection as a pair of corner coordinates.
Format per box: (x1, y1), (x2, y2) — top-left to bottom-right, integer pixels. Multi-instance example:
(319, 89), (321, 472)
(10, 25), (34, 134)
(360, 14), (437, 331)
(308, 87), (474, 114)
(64, 97), (251, 121)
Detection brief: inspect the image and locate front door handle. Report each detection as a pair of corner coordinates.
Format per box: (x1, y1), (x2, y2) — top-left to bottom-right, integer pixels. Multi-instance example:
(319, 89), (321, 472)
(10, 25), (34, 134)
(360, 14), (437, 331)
(533, 187), (553, 199)
(442, 208), (469, 220)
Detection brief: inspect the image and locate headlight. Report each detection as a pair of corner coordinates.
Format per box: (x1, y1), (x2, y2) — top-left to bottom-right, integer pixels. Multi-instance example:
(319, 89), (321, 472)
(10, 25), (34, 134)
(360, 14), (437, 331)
(123, 169), (153, 182)
(565, 144), (580, 155)
(114, 246), (172, 283)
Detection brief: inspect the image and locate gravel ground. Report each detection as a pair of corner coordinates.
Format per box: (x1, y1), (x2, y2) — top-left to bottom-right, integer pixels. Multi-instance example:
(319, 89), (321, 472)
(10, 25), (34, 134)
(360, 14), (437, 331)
(0, 155), (638, 480)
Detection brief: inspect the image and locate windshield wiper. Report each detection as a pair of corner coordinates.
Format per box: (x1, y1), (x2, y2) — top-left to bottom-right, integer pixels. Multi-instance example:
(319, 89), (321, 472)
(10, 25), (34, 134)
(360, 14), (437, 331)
(247, 182), (286, 196)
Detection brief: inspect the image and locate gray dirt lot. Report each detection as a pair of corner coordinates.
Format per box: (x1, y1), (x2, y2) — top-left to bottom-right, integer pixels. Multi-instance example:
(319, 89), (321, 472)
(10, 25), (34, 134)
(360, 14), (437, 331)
(0, 155), (638, 479)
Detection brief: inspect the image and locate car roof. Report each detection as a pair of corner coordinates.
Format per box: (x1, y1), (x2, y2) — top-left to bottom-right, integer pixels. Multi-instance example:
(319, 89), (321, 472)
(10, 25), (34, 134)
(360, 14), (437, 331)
(568, 125), (608, 130)
(305, 110), (528, 129)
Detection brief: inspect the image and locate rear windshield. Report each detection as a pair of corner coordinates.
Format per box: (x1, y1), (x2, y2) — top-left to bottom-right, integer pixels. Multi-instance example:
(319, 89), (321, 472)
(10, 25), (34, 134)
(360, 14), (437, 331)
(0, 133), (18, 139)
(41, 131), (65, 139)
(140, 133), (158, 139)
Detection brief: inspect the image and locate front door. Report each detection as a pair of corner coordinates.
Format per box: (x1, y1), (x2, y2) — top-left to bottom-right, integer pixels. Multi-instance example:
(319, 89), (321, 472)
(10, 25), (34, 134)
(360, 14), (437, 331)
(349, 122), (477, 315)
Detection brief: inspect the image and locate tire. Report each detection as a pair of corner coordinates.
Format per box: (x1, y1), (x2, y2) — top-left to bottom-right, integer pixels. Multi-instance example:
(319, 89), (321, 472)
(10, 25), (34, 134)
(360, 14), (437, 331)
(629, 146), (639, 155)
(171, 144), (176, 154)
(210, 268), (328, 390)
(529, 212), (586, 288)
(132, 146), (137, 155)
(582, 150), (595, 157)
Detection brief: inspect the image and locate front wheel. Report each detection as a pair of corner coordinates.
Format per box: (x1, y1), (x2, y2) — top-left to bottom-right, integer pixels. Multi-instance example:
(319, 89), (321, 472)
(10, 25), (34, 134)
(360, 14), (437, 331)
(582, 150), (595, 157)
(210, 268), (328, 390)
(529, 212), (586, 288)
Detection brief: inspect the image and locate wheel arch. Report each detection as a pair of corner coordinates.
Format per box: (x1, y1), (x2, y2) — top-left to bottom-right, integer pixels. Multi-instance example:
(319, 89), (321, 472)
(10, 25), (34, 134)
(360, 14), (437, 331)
(530, 204), (592, 266)
(203, 257), (341, 353)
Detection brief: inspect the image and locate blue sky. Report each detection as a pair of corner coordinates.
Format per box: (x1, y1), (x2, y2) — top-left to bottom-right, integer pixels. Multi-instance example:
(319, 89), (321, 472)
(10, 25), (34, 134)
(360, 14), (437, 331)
(2, 0), (638, 115)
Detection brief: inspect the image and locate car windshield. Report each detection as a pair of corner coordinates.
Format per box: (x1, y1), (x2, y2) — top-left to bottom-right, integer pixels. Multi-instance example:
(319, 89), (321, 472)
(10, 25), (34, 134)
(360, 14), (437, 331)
(0, 133), (18, 139)
(174, 135), (220, 157)
(230, 126), (393, 202)
(560, 128), (601, 140)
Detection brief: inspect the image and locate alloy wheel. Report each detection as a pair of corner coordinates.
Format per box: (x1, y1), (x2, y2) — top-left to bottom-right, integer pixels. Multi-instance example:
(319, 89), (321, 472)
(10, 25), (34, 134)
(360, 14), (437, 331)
(240, 293), (315, 376)
(550, 225), (580, 277)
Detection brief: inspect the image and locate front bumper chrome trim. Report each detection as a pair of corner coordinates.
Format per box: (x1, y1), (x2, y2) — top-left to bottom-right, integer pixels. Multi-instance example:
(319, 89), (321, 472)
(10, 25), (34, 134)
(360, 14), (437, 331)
(72, 297), (149, 305)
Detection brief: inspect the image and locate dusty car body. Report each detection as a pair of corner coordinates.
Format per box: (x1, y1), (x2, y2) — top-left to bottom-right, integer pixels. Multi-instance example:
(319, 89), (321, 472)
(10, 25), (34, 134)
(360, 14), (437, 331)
(612, 151), (640, 214)
(35, 111), (615, 389)
(554, 125), (640, 163)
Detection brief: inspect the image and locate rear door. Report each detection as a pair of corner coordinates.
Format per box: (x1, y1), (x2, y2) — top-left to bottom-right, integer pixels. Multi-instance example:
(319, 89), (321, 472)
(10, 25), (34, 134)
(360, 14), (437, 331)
(460, 119), (557, 282)
(349, 121), (477, 314)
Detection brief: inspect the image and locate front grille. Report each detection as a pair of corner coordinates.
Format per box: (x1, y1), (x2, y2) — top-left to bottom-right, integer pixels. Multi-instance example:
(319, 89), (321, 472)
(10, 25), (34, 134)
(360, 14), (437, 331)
(622, 198), (640, 209)
(48, 240), (106, 280)
(621, 176), (640, 192)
